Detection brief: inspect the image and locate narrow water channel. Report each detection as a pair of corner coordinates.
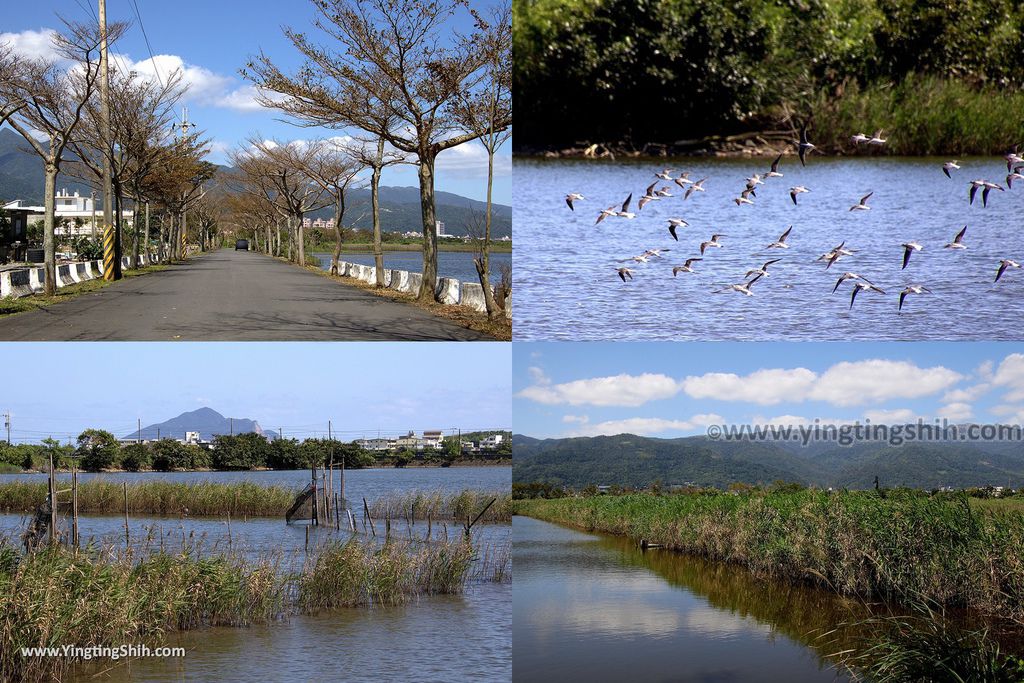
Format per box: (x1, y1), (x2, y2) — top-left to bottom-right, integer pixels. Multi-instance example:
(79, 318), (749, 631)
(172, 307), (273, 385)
(513, 515), (859, 682)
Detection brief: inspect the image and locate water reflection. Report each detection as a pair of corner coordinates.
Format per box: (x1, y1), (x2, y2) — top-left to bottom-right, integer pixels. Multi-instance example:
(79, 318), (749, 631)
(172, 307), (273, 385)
(514, 516), (853, 682)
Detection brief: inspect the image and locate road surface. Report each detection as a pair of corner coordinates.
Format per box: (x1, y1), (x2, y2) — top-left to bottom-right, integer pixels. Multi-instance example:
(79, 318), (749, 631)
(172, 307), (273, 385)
(0, 250), (490, 341)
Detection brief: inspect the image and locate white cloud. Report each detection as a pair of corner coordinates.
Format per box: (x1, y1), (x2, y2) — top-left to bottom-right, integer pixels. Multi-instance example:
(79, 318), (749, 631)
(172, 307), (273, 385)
(809, 360), (963, 407)
(991, 405), (1024, 423)
(561, 415), (589, 424)
(937, 402), (973, 421)
(518, 373), (683, 407)
(942, 383), (990, 403)
(527, 366), (549, 385)
(992, 354), (1024, 402)
(436, 140), (511, 180)
(682, 368), (817, 406)
(863, 408), (920, 423)
(0, 29), (58, 61)
(565, 414), (722, 437)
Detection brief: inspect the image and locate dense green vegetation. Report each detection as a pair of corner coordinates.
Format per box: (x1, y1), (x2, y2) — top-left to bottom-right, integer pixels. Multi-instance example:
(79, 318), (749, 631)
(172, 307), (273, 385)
(514, 489), (1024, 622)
(0, 481), (512, 522)
(514, 0), (1024, 153)
(513, 433), (1024, 489)
(0, 535), (485, 682)
(0, 430), (509, 473)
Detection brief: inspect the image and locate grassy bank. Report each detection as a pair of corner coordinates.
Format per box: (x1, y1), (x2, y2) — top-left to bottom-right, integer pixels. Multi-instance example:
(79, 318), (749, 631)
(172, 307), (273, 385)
(0, 264), (169, 318)
(307, 242), (512, 253)
(0, 481), (511, 521)
(0, 535), (484, 682)
(514, 490), (1024, 622)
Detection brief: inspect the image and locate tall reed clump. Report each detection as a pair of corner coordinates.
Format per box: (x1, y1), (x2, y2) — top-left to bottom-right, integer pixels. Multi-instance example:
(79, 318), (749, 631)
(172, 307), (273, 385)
(0, 540), (285, 682)
(0, 480), (296, 517)
(297, 538), (475, 611)
(810, 75), (1024, 156)
(367, 489), (511, 523)
(515, 490), (1024, 622)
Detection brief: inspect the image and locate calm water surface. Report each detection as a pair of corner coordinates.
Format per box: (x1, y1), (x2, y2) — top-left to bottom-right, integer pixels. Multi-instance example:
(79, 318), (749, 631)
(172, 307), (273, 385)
(514, 516), (857, 683)
(514, 156), (1024, 340)
(315, 250), (511, 284)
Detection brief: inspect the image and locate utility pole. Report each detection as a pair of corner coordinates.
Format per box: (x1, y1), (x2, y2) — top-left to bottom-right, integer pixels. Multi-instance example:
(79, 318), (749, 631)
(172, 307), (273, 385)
(230, 418), (233, 436)
(98, 0), (118, 280)
(172, 108), (194, 261)
(3, 412), (9, 445)
(137, 418), (142, 444)
(90, 190), (97, 239)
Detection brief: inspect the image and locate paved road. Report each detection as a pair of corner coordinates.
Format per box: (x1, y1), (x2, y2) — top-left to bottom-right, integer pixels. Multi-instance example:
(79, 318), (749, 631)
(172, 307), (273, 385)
(0, 250), (490, 341)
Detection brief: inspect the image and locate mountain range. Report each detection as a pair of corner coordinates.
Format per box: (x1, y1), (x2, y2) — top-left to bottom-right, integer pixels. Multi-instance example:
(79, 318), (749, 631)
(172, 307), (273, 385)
(124, 407), (265, 442)
(0, 128), (511, 237)
(513, 432), (1024, 490)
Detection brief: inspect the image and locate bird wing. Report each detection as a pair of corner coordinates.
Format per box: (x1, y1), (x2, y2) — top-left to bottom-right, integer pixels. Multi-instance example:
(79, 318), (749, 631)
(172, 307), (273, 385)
(621, 193), (632, 212)
(790, 190), (798, 205)
(566, 197), (574, 211)
(770, 154), (781, 173)
(849, 285), (860, 309)
(798, 145), (807, 167)
(969, 184), (978, 205)
(898, 291), (907, 311)
(982, 186), (991, 207)
(668, 225), (678, 241)
(996, 262), (1007, 282)
(684, 186), (695, 200)
(700, 242), (708, 255)
(685, 258), (702, 267)
(596, 206), (615, 225)
(645, 182), (657, 196)
(955, 225), (967, 243)
(832, 276), (845, 294)
(860, 191), (873, 205)
(780, 226), (792, 242)
(943, 166), (951, 179)
(902, 246), (912, 270)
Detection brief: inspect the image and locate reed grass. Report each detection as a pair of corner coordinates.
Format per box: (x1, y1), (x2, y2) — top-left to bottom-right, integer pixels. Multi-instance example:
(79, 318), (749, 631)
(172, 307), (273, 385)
(0, 481), (510, 521)
(0, 530), (494, 682)
(515, 489), (1024, 622)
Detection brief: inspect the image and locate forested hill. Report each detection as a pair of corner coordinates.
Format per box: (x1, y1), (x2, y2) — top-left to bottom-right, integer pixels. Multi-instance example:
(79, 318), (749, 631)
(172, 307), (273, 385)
(513, 433), (1024, 490)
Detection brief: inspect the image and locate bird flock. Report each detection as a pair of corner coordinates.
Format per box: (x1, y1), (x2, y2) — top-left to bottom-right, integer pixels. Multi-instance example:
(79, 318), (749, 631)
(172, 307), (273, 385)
(563, 129), (1024, 313)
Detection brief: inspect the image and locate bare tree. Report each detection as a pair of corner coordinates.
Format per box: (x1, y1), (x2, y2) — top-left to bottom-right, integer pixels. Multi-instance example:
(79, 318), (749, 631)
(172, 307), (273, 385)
(0, 44), (25, 126)
(242, 0), (509, 302)
(349, 136), (405, 285)
(3, 20), (128, 294)
(302, 139), (364, 275)
(145, 134), (214, 261)
(455, 2), (511, 318)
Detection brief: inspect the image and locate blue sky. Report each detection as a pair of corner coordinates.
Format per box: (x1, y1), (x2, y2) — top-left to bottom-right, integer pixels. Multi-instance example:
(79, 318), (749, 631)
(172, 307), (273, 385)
(515, 342), (1024, 438)
(1, 0), (510, 204)
(4, 342), (511, 443)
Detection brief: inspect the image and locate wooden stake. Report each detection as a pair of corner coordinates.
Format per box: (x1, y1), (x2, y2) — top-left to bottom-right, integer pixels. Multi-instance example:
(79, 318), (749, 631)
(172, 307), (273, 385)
(71, 464), (78, 549)
(48, 454), (56, 546)
(123, 481), (130, 549)
(363, 497), (376, 537)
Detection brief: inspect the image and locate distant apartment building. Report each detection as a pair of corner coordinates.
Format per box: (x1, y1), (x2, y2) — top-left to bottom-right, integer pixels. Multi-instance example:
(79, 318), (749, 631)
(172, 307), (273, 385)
(436, 220), (446, 237)
(421, 430), (444, 450)
(354, 437), (393, 452)
(480, 434), (504, 449)
(302, 216), (336, 230)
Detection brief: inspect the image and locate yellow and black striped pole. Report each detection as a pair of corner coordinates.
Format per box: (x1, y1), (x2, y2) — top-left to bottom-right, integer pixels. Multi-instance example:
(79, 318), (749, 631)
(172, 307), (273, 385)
(180, 230), (186, 259)
(102, 225), (115, 281)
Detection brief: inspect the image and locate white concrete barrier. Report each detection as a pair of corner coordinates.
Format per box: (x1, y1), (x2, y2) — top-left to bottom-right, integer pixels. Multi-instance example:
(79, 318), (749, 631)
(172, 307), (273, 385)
(460, 282), (487, 313)
(389, 269), (409, 291)
(505, 292), (512, 319)
(435, 277), (460, 305)
(6, 269), (33, 298)
(406, 272), (423, 295)
(29, 268), (45, 293)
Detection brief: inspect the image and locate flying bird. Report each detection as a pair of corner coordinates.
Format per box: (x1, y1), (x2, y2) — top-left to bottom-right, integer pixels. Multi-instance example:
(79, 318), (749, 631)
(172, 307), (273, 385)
(672, 258), (703, 275)
(684, 178), (707, 200)
(832, 272), (873, 294)
(745, 259), (782, 279)
(942, 160), (960, 178)
(717, 274), (763, 296)
(789, 186), (809, 205)
(849, 282), (886, 309)
(850, 133), (869, 146)
(595, 205), (618, 225)
(765, 154), (783, 178)
(898, 285), (931, 312)
(655, 168), (676, 180)
(943, 226), (968, 250)
(565, 193), (584, 211)
(867, 130), (887, 146)
(1007, 172), (1024, 189)
(901, 242), (923, 269)
(996, 259), (1021, 283)
(637, 183), (660, 211)
(850, 192), (873, 211)
(700, 234), (727, 255)
(666, 218), (689, 241)
(617, 268), (634, 282)
(766, 226), (793, 249)
(796, 120), (815, 167)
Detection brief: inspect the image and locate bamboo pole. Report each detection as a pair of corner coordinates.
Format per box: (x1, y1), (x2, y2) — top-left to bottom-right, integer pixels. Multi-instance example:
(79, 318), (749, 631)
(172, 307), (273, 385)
(71, 463), (78, 549)
(363, 497), (376, 537)
(123, 481), (130, 549)
(48, 454), (56, 546)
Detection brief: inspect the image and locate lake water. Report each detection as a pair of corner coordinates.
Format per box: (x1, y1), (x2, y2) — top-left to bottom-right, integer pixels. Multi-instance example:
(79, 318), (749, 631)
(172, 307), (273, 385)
(0, 466), (511, 503)
(514, 516), (859, 682)
(315, 251), (512, 285)
(513, 156), (1024, 340)
(72, 582), (511, 683)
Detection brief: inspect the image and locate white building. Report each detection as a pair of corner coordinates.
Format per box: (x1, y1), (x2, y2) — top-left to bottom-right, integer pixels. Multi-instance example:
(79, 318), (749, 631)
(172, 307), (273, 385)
(480, 434), (504, 449)
(5, 190), (134, 236)
(355, 437), (393, 452)
(436, 220), (446, 237)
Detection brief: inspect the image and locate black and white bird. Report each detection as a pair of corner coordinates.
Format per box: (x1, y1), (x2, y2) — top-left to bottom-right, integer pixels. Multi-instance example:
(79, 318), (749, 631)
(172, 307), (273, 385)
(849, 282), (886, 309)
(898, 285), (931, 312)
(765, 154), (784, 179)
(745, 259), (782, 279)
(867, 130), (887, 146)
(565, 193), (584, 211)
(850, 132), (869, 146)
(672, 258), (703, 276)
(1007, 172), (1024, 189)
(850, 191), (873, 211)
(942, 160), (960, 178)
(901, 242), (923, 269)
(943, 226), (968, 250)
(796, 120), (815, 167)
(969, 180), (1004, 207)
(995, 259), (1021, 283)
(655, 168), (676, 181)
(766, 226), (793, 249)
(616, 267), (634, 282)
(700, 234), (727, 255)
(666, 218), (688, 241)
(684, 178), (708, 200)
(832, 272), (873, 294)
(717, 274), (763, 296)
(789, 186), (809, 205)
(637, 183), (661, 211)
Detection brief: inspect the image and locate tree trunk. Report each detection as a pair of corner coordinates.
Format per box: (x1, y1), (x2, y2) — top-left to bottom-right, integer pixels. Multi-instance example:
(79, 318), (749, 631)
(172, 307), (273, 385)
(142, 202), (150, 266)
(477, 144), (499, 318)
(113, 185), (123, 277)
(417, 153), (439, 302)
(372, 138), (385, 286)
(43, 163), (57, 296)
(331, 190), (345, 275)
(297, 213), (306, 266)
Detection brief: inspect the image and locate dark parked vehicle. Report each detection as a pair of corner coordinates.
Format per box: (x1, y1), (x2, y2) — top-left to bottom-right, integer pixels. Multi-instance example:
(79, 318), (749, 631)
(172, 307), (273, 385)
(235, 239), (249, 251)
